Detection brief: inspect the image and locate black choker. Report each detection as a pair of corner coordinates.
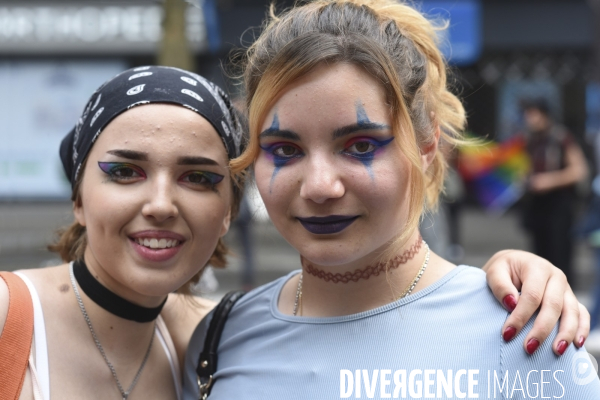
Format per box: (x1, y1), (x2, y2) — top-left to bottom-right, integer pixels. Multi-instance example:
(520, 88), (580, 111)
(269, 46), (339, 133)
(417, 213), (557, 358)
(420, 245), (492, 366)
(72, 260), (167, 323)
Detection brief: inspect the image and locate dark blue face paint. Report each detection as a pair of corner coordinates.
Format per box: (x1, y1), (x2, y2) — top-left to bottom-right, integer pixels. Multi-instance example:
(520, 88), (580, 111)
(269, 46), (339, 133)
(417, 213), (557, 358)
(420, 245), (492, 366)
(259, 113), (304, 191)
(343, 103), (395, 180)
(342, 136), (395, 179)
(356, 102), (371, 126)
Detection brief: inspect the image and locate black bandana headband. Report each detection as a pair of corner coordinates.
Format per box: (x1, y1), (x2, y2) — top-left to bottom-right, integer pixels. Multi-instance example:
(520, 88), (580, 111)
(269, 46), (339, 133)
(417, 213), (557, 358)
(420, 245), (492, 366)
(60, 66), (244, 187)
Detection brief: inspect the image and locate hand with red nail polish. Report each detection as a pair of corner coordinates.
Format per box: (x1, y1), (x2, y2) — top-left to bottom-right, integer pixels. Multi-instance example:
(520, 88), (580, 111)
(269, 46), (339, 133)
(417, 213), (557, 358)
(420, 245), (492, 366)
(484, 249), (590, 356)
(503, 326), (517, 342)
(502, 294), (518, 312)
(556, 340), (568, 355)
(526, 338), (540, 355)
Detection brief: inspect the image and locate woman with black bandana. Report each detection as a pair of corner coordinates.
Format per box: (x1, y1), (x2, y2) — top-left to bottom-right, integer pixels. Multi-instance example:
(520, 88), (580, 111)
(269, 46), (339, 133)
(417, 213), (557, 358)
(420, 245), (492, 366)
(0, 65), (591, 400)
(0, 66), (244, 400)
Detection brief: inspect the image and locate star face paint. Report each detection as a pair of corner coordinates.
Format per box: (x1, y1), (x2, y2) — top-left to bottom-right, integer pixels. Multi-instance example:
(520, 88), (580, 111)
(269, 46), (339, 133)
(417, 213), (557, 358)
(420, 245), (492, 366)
(259, 113), (304, 190)
(356, 102), (371, 126)
(341, 136), (395, 180)
(341, 103), (395, 179)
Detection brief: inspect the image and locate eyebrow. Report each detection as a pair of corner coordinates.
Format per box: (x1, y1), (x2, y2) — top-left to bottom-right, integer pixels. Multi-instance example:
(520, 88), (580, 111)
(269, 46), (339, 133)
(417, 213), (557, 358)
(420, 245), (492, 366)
(176, 156), (219, 166)
(106, 149), (148, 161)
(332, 122), (390, 139)
(258, 129), (301, 141)
(106, 150), (219, 166)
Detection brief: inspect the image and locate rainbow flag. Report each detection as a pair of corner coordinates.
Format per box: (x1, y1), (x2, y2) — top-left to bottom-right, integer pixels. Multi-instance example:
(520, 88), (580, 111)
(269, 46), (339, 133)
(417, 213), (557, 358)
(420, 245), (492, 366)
(458, 136), (530, 213)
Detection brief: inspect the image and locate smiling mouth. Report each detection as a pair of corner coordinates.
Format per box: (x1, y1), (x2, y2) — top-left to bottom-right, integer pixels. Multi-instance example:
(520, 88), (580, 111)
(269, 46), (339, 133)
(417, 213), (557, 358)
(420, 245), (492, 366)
(296, 215), (359, 235)
(132, 238), (181, 249)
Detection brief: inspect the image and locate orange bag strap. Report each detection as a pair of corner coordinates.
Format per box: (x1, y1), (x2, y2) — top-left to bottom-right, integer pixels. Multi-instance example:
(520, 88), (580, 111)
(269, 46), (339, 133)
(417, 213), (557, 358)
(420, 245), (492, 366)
(0, 271), (34, 400)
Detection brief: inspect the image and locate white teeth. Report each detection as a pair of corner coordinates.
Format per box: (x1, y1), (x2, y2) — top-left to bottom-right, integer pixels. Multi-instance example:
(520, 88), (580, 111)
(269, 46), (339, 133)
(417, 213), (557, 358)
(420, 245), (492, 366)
(135, 238), (180, 249)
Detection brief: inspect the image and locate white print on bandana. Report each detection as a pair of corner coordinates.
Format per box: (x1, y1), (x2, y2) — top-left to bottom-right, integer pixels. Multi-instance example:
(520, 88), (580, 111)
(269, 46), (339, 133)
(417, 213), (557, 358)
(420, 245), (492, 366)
(89, 107), (104, 127)
(127, 100), (151, 109)
(221, 120), (231, 137)
(181, 76), (198, 86)
(91, 94), (102, 111)
(127, 84), (146, 96)
(128, 72), (153, 80)
(181, 89), (203, 102)
(182, 104), (199, 113)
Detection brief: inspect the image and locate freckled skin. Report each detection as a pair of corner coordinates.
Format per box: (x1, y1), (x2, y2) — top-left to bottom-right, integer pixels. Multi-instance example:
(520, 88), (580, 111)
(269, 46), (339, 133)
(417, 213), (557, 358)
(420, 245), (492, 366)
(59, 284), (69, 293)
(255, 63), (410, 269)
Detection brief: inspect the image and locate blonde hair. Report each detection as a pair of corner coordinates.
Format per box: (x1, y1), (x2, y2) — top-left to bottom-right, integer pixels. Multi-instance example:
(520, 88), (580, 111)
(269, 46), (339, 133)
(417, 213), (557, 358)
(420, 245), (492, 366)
(231, 0), (466, 248)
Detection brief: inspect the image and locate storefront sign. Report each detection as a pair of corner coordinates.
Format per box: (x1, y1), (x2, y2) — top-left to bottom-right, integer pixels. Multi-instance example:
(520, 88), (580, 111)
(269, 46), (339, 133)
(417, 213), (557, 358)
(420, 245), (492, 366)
(0, 2), (208, 54)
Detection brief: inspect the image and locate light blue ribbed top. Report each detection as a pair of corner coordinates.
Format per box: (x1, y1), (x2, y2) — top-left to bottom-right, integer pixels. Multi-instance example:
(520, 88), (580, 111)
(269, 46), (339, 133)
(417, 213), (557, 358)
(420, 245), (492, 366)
(183, 266), (600, 399)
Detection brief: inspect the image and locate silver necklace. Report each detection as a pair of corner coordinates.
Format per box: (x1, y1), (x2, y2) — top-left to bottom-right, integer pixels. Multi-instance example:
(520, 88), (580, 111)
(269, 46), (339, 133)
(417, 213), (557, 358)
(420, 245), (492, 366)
(293, 273), (303, 316)
(69, 263), (155, 400)
(397, 242), (430, 299)
(292, 241), (430, 316)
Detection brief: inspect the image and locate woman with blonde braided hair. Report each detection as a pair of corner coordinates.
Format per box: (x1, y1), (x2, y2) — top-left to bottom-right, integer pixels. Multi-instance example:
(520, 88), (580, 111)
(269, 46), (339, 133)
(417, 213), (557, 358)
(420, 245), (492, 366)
(183, 1), (599, 398)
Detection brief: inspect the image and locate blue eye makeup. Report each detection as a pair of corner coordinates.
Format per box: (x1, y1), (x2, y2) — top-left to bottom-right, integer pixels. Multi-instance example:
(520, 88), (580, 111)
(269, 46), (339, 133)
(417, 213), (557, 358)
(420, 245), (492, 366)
(180, 171), (224, 187)
(340, 102), (395, 180)
(98, 162), (146, 182)
(342, 136), (395, 162)
(259, 112), (305, 191)
(341, 136), (394, 180)
(260, 141), (303, 192)
(259, 142), (304, 167)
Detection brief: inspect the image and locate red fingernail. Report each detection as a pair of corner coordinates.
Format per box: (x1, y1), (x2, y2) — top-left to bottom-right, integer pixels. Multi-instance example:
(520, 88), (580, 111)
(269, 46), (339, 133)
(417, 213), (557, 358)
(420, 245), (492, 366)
(557, 340), (568, 355)
(502, 294), (517, 312)
(526, 338), (540, 355)
(579, 336), (586, 347)
(503, 326), (517, 341)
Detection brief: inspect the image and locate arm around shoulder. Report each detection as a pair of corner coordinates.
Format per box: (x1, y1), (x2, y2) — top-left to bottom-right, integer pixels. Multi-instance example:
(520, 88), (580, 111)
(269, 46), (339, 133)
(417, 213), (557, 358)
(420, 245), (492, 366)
(501, 318), (600, 398)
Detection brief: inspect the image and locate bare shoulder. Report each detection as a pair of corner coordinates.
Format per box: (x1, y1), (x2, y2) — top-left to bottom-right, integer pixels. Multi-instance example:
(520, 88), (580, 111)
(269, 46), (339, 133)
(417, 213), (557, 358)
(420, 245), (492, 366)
(12, 264), (71, 309)
(161, 294), (216, 366)
(0, 265), (67, 337)
(15, 263), (69, 287)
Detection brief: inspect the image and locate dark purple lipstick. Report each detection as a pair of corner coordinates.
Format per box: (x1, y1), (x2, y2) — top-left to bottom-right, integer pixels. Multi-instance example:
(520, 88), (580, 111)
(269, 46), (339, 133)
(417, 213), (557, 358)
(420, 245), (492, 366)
(296, 215), (359, 235)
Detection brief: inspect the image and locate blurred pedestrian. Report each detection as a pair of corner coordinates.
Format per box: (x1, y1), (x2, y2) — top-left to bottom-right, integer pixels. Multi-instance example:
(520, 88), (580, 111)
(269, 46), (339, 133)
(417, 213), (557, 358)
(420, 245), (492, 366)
(521, 99), (588, 284)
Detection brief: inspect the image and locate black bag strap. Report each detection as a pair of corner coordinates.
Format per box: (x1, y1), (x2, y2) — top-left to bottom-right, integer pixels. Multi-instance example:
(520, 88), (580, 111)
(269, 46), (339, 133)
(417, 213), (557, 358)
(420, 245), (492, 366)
(196, 290), (245, 400)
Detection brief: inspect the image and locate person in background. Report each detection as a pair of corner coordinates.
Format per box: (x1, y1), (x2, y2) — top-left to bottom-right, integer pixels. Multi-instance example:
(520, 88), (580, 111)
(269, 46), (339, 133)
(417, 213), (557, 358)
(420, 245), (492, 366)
(521, 98), (588, 284)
